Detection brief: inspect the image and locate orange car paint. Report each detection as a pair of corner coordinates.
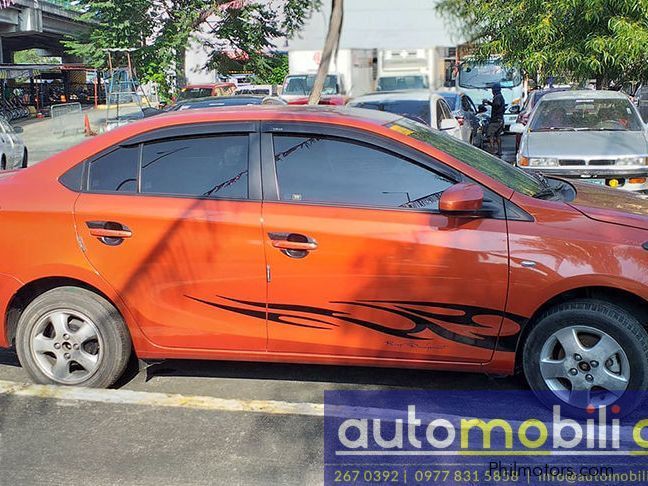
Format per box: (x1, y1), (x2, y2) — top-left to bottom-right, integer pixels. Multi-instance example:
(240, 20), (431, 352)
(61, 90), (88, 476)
(0, 106), (645, 378)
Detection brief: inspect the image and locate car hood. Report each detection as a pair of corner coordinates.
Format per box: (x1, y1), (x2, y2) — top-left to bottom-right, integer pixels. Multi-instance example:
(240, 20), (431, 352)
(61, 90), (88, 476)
(527, 131), (648, 158)
(566, 181), (648, 230)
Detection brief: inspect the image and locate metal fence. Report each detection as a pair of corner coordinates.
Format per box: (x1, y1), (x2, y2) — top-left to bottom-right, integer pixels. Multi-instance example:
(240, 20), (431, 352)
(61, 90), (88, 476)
(50, 102), (84, 136)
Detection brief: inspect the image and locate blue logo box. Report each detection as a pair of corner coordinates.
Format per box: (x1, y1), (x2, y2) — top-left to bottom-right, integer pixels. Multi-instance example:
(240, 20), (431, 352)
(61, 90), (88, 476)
(324, 390), (648, 485)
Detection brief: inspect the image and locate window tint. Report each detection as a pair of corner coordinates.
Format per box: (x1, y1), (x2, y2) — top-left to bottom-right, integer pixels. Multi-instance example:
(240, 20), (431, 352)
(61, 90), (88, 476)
(439, 100), (453, 119)
(273, 135), (454, 210)
(461, 95), (475, 113)
(88, 146), (138, 193)
(350, 100), (431, 125)
(141, 135), (248, 198)
(436, 101), (444, 127)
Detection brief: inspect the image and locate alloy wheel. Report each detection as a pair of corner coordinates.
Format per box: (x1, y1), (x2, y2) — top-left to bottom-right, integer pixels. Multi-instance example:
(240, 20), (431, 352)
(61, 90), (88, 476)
(29, 309), (104, 385)
(539, 325), (630, 408)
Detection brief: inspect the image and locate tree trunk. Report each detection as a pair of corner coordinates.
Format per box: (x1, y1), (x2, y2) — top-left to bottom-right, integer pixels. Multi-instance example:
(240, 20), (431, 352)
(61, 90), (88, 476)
(308, 0), (344, 105)
(175, 46), (187, 91)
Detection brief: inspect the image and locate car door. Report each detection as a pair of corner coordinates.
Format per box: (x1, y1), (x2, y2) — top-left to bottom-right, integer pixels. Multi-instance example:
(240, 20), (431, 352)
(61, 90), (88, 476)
(461, 95), (478, 143)
(73, 124), (268, 351)
(257, 123), (510, 363)
(436, 100), (462, 140)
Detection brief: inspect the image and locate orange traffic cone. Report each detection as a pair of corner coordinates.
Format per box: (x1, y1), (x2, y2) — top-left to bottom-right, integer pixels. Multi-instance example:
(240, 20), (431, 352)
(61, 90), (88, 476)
(84, 114), (96, 136)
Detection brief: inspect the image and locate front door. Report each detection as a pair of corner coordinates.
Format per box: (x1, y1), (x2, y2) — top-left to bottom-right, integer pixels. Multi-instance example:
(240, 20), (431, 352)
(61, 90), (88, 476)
(259, 125), (510, 363)
(74, 128), (267, 351)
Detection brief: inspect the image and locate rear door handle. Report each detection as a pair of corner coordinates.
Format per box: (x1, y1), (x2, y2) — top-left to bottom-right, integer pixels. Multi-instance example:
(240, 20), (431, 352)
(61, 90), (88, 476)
(86, 221), (132, 245)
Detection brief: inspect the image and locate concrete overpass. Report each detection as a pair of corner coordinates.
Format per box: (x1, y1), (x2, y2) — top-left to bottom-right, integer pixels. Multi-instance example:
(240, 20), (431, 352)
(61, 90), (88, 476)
(0, 0), (87, 62)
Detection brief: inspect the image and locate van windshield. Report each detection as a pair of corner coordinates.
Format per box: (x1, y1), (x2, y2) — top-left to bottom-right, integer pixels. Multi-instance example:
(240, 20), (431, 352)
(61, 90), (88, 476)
(283, 75), (340, 96)
(458, 61), (521, 89)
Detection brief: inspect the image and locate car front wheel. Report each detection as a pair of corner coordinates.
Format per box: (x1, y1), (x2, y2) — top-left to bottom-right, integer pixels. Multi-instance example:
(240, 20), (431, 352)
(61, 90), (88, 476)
(16, 287), (132, 388)
(523, 299), (648, 417)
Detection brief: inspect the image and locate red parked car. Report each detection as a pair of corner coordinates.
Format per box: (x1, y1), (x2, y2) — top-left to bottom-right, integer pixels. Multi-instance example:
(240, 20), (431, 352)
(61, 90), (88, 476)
(0, 106), (646, 416)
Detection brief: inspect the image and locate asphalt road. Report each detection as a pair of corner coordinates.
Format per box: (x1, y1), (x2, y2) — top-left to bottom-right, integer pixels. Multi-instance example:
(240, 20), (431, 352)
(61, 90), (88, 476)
(0, 347), (527, 485)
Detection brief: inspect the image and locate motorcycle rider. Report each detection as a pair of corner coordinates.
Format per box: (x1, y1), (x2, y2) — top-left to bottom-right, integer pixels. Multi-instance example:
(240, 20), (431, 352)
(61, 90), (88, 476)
(482, 82), (506, 156)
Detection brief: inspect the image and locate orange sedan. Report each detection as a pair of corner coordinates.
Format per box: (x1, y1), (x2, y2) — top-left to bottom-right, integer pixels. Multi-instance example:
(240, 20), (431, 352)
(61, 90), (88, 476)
(0, 106), (647, 415)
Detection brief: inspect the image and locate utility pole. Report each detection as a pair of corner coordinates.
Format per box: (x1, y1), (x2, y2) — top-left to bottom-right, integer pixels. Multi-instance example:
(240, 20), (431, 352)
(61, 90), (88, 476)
(308, 0), (344, 105)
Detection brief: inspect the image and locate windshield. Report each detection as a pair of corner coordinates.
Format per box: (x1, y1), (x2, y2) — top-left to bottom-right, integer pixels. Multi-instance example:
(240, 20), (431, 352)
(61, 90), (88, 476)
(353, 100), (431, 125)
(530, 98), (643, 131)
(177, 88), (213, 101)
(386, 117), (543, 196)
(458, 61), (521, 89)
(283, 75), (340, 96)
(377, 75), (429, 91)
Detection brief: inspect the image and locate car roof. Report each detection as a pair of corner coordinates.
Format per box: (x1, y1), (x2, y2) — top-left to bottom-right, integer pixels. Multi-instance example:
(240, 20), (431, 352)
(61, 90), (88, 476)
(184, 83), (234, 89)
(541, 90), (630, 101)
(349, 90), (443, 103)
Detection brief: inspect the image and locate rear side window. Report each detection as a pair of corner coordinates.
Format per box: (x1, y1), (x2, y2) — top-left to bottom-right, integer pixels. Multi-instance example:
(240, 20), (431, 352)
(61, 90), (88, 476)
(88, 146), (139, 193)
(140, 135), (248, 198)
(273, 135), (454, 210)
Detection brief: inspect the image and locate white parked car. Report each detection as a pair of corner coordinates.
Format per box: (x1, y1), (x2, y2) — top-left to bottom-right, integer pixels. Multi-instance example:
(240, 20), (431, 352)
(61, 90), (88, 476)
(511, 90), (648, 192)
(0, 118), (27, 170)
(347, 90), (462, 140)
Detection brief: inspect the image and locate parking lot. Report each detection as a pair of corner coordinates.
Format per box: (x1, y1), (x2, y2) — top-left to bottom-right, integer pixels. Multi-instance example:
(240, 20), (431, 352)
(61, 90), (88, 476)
(0, 346), (525, 485)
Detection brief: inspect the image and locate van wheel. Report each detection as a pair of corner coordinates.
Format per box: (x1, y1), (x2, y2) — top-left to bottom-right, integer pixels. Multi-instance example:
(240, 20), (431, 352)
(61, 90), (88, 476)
(21, 149), (28, 168)
(523, 299), (648, 417)
(15, 287), (132, 388)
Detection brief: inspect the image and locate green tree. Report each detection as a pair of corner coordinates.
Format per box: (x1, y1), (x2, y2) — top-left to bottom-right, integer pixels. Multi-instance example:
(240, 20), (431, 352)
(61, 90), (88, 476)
(436, 0), (648, 86)
(64, 0), (318, 94)
(14, 49), (61, 65)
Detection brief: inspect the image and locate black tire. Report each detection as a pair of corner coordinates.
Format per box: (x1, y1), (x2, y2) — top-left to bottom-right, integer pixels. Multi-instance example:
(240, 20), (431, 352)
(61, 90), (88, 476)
(15, 287), (132, 388)
(523, 299), (648, 418)
(21, 149), (27, 168)
(1, 155), (6, 171)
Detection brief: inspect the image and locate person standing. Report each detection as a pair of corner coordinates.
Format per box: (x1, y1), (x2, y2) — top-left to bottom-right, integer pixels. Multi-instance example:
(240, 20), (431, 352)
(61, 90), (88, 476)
(483, 82), (506, 156)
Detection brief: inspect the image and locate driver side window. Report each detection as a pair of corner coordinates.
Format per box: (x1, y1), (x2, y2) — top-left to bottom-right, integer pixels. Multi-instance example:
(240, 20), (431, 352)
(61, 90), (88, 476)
(273, 135), (455, 210)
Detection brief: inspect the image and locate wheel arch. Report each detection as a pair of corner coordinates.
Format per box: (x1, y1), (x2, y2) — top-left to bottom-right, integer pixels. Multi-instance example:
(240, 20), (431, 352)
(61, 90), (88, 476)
(513, 285), (648, 372)
(4, 276), (149, 353)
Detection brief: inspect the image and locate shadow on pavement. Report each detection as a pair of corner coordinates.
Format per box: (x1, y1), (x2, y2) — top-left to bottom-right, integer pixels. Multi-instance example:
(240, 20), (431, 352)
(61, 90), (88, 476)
(142, 358), (528, 391)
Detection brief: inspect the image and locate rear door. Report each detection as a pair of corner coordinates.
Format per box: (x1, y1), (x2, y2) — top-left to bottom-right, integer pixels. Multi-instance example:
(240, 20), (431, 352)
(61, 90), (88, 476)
(257, 123), (511, 363)
(74, 123), (268, 351)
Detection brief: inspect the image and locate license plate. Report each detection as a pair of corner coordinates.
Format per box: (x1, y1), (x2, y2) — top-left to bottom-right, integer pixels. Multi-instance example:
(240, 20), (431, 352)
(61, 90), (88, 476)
(583, 178), (605, 186)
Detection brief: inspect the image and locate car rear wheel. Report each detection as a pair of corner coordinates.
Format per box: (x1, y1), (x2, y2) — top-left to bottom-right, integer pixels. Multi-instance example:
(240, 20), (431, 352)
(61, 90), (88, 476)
(523, 299), (648, 417)
(1, 155), (6, 171)
(16, 287), (132, 388)
(21, 149), (27, 168)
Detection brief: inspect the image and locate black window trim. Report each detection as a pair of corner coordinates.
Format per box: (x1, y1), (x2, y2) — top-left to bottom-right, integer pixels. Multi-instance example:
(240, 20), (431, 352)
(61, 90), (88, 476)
(259, 121), (496, 216)
(72, 122), (261, 201)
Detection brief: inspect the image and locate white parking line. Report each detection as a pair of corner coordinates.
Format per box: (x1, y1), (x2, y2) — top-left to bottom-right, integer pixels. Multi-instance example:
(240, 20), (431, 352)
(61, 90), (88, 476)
(0, 379), (325, 417)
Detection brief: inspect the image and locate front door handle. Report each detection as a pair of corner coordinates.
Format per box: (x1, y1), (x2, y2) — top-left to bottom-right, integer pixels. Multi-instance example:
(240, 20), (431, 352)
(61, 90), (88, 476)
(86, 221), (132, 245)
(268, 232), (317, 258)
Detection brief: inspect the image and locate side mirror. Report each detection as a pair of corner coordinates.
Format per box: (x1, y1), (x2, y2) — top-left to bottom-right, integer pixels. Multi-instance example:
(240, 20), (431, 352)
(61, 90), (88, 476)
(509, 105), (521, 114)
(439, 183), (484, 214)
(439, 118), (457, 131)
(13, 126), (23, 134)
(509, 122), (526, 134)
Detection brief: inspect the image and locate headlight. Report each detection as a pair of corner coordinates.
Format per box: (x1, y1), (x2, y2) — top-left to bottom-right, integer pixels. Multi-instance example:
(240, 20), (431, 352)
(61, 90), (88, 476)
(528, 157), (559, 167)
(615, 156), (647, 166)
